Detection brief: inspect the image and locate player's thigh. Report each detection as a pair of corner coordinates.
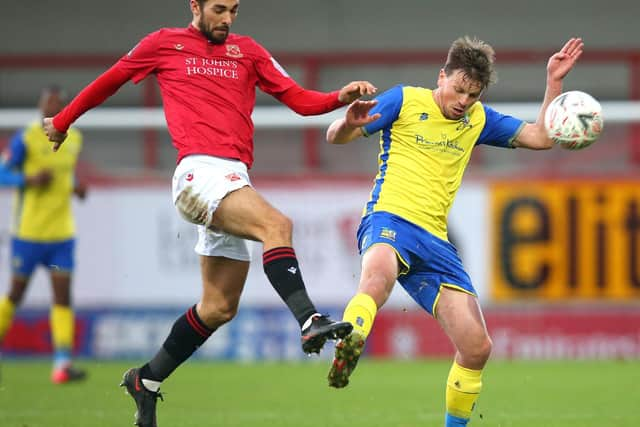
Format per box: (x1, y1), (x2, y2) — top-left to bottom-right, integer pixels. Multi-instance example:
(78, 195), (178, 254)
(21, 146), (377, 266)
(435, 287), (489, 352)
(44, 239), (75, 305)
(198, 255), (250, 319)
(212, 186), (288, 242)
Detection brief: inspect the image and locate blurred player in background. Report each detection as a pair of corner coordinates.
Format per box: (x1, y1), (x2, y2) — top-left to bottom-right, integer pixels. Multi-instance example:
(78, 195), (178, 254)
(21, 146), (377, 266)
(0, 85), (87, 384)
(325, 37), (584, 426)
(43, 0), (375, 425)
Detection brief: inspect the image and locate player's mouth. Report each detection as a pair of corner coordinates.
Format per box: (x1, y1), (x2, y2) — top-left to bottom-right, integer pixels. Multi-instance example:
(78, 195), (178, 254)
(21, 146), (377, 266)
(451, 106), (465, 117)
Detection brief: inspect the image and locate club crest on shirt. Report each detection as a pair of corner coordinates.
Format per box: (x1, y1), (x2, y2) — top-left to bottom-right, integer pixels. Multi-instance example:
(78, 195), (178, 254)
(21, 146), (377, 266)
(456, 114), (473, 131)
(225, 44), (243, 58)
(380, 227), (396, 241)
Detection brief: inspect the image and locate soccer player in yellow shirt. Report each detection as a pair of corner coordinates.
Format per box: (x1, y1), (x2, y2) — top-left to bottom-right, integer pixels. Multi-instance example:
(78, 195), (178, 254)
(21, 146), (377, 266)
(325, 37), (584, 426)
(0, 86), (87, 384)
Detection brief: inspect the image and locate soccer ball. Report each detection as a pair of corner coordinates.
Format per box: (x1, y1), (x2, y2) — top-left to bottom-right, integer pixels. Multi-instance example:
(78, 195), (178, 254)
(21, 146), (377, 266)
(544, 90), (603, 150)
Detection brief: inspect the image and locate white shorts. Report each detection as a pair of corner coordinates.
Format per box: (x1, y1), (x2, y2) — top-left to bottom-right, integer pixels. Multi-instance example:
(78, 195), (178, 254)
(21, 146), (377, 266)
(172, 155), (253, 261)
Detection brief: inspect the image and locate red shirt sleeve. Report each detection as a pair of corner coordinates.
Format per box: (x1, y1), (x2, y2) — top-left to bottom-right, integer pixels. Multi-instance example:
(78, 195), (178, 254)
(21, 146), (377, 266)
(274, 85), (344, 116)
(53, 31), (161, 133)
(117, 30), (161, 83)
(52, 65), (132, 132)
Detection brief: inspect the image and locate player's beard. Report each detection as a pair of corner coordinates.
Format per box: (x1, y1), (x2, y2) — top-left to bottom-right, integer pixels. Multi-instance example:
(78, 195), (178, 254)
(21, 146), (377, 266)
(198, 17), (229, 44)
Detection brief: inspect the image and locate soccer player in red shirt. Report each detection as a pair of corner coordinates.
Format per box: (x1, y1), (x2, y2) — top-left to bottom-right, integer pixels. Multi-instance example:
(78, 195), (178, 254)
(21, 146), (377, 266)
(44, 1), (376, 426)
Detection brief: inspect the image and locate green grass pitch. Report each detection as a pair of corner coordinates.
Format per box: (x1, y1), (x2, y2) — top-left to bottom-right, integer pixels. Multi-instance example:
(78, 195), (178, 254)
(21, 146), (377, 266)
(1, 359), (638, 426)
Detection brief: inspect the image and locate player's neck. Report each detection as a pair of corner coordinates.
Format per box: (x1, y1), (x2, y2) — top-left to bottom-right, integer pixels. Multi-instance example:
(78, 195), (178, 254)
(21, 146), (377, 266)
(432, 89), (445, 116)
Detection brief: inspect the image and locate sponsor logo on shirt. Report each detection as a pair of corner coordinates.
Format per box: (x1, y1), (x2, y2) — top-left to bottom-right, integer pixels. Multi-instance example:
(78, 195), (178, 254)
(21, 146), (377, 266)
(185, 57), (239, 79)
(175, 44), (184, 50)
(185, 173), (194, 182)
(225, 44), (243, 58)
(415, 133), (465, 155)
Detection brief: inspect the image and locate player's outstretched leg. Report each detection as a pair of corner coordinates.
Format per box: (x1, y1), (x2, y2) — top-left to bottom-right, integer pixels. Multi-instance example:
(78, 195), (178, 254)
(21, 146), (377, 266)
(120, 368), (163, 427)
(261, 247), (352, 354)
(328, 293), (378, 387)
(327, 330), (366, 388)
(301, 314), (353, 354)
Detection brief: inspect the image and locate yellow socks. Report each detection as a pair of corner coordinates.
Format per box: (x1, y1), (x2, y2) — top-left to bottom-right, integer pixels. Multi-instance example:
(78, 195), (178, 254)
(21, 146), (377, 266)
(342, 293), (377, 338)
(445, 361), (483, 424)
(0, 296), (16, 340)
(50, 305), (74, 364)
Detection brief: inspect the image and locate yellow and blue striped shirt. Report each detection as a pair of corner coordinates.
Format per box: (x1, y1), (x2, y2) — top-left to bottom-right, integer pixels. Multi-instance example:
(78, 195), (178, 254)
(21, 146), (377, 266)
(362, 85), (524, 241)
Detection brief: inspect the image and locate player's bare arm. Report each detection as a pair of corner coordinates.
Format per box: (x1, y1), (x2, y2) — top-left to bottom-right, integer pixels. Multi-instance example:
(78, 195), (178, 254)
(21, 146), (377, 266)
(74, 181), (88, 200)
(513, 38), (584, 150)
(338, 81), (378, 104)
(327, 100), (381, 145)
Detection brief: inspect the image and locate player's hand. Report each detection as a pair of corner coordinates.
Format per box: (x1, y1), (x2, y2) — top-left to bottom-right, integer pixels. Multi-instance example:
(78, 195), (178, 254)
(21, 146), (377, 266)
(74, 183), (88, 200)
(345, 100), (381, 127)
(338, 81), (377, 104)
(25, 169), (52, 187)
(43, 117), (68, 151)
(547, 37), (583, 82)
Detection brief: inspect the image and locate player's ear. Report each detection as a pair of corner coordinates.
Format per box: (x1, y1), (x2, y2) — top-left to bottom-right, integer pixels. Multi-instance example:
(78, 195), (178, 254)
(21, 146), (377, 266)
(437, 69), (446, 87)
(190, 0), (200, 15)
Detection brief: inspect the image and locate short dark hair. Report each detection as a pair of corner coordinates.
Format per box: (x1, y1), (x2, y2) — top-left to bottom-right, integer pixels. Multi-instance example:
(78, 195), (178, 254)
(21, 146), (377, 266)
(40, 84), (67, 101)
(444, 36), (497, 89)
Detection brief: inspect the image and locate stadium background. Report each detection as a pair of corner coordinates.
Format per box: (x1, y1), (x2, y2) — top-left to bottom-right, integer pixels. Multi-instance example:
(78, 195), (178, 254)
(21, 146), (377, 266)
(1, 0), (639, 363)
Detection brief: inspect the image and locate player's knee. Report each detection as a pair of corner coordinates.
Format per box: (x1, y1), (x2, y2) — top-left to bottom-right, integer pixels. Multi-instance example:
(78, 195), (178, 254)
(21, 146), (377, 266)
(8, 289), (27, 306)
(478, 335), (493, 361)
(458, 334), (493, 368)
(360, 277), (393, 306)
(262, 212), (292, 242)
(8, 294), (25, 307)
(463, 335), (492, 365)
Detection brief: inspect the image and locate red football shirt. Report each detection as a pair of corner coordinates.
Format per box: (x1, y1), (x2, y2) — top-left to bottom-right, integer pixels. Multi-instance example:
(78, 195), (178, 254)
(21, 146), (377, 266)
(119, 25), (301, 167)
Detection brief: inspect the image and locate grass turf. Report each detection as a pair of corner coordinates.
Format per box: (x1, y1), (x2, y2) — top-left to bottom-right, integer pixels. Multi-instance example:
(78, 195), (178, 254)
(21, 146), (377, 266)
(0, 359), (637, 426)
